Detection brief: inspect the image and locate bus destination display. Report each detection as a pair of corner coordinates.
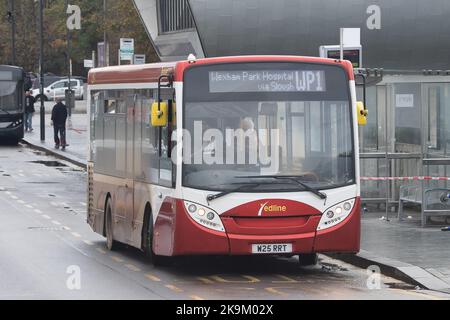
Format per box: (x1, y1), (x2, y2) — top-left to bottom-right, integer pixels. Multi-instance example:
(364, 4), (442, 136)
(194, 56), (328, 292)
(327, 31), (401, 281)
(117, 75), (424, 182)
(209, 70), (326, 93)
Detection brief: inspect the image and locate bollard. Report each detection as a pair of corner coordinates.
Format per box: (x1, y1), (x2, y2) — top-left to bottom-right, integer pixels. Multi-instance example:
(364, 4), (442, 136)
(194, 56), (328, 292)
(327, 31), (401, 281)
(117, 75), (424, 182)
(65, 89), (75, 118)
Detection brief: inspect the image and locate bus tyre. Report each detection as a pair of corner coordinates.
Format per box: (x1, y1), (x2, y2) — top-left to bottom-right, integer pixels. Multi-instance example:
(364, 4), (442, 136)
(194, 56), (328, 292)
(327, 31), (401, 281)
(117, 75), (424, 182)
(143, 208), (171, 266)
(105, 199), (119, 251)
(298, 253), (318, 266)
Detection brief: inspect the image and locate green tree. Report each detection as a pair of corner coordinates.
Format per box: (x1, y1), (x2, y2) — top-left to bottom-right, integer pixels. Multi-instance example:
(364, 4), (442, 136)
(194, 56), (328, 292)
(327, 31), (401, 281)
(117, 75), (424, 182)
(0, 0), (157, 77)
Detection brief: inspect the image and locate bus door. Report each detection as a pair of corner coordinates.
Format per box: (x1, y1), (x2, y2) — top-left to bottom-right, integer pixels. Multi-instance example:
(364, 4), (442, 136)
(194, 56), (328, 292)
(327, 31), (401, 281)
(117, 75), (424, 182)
(125, 93), (136, 242)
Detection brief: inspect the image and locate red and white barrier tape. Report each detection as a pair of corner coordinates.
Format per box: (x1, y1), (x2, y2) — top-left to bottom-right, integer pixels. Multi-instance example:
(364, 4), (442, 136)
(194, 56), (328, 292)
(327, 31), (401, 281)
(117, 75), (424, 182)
(361, 176), (450, 181)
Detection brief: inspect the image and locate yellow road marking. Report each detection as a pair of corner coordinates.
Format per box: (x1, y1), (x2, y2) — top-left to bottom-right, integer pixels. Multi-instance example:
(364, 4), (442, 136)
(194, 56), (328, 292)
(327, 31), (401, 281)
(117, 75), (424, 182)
(197, 277), (214, 284)
(111, 256), (124, 263)
(272, 274), (298, 283)
(265, 287), (289, 296)
(96, 247), (107, 254)
(124, 264), (141, 272)
(210, 275), (260, 283)
(190, 295), (205, 300)
(145, 274), (161, 282)
(165, 284), (184, 293)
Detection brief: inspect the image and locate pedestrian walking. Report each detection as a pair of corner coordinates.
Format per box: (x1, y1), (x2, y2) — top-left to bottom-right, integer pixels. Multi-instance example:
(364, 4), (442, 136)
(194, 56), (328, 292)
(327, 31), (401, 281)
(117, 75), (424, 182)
(24, 91), (36, 132)
(51, 98), (68, 150)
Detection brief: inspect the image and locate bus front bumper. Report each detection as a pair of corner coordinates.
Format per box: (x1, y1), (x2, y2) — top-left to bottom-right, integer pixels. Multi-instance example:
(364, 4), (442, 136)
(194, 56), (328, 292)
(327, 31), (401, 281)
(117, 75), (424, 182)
(153, 198), (360, 256)
(0, 124), (24, 139)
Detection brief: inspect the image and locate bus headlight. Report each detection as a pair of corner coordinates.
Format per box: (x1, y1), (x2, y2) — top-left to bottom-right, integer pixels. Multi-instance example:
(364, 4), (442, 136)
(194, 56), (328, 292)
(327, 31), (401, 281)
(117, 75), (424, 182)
(317, 198), (356, 231)
(183, 201), (225, 232)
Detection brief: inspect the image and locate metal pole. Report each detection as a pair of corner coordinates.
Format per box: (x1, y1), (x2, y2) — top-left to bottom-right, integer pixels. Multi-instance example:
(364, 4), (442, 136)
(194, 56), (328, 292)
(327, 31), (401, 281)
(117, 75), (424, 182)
(339, 28), (344, 61)
(104, 0), (107, 66)
(385, 85), (389, 221)
(39, 0), (45, 141)
(65, 0), (72, 118)
(9, 0), (16, 65)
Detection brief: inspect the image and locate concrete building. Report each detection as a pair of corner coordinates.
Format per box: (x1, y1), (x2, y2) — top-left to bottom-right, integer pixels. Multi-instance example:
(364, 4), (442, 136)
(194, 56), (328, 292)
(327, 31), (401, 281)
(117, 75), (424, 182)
(133, 0), (450, 70)
(132, 0), (450, 210)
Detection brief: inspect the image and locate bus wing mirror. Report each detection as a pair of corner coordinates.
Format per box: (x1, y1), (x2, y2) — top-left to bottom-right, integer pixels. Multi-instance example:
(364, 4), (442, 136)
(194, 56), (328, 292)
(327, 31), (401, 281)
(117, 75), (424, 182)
(151, 101), (168, 127)
(357, 101), (368, 126)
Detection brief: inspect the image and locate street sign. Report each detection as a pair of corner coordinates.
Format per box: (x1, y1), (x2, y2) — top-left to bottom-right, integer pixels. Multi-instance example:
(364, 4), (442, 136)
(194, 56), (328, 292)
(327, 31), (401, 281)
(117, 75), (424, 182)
(98, 42), (105, 67)
(319, 28), (362, 68)
(319, 45), (363, 68)
(119, 38), (134, 61)
(133, 54), (146, 65)
(84, 59), (94, 68)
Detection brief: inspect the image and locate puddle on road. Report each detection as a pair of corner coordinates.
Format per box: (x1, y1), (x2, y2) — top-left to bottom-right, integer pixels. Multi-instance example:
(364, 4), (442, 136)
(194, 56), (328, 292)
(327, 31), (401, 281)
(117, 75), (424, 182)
(385, 282), (418, 290)
(0, 187), (16, 191)
(320, 262), (349, 272)
(30, 160), (68, 167)
(55, 167), (83, 173)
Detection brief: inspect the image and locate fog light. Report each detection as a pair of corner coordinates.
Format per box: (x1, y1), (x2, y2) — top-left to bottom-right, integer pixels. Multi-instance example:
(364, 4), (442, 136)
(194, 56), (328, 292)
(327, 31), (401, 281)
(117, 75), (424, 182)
(343, 202), (351, 211)
(326, 211), (334, 218)
(188, 204), (197, 213)
(198, 208), (206, 216)
(335, 207), (342, 214)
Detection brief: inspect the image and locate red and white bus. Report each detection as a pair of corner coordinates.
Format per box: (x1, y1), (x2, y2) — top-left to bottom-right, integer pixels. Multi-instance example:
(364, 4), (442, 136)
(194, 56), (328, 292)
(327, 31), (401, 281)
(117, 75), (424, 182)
(87, 55), (365, 265)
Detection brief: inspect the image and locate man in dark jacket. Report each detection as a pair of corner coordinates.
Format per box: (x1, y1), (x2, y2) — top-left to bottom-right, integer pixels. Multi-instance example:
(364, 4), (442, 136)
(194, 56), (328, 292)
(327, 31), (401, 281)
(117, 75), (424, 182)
(24, 91), (36, 132)
(51, 98), (68, 150)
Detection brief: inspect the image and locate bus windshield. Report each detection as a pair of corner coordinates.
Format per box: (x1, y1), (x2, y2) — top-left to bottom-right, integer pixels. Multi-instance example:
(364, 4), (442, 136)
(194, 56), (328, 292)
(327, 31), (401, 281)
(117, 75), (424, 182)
(182, 62), (355, 192)
(0, 81), (19, 112)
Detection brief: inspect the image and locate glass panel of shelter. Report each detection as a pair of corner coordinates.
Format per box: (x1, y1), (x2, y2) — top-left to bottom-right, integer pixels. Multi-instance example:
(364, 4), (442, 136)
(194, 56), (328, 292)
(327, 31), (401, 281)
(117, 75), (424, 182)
(422, 83), (450, 192)
(357, 79), (450, 220)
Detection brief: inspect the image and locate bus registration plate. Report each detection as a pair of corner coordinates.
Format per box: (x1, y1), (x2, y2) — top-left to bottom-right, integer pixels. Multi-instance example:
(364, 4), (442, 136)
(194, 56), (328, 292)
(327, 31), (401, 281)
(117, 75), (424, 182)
(252, 243), (293, 254)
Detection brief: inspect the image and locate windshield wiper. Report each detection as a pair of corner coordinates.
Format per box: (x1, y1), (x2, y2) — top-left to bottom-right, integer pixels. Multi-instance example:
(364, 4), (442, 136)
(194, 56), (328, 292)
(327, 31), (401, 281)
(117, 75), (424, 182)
(236, 175), (327, 200)
(206, 183), (262, 203)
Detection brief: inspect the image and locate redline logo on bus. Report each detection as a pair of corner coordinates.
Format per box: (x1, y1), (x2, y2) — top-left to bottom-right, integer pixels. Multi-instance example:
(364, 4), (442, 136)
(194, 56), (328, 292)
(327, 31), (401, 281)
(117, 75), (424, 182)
(258, 202), (287, 216)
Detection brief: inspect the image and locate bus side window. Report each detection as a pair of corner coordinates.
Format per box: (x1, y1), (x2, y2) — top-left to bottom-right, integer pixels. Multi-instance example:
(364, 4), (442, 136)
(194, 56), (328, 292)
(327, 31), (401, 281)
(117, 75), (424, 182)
(142, 93), (160, 184)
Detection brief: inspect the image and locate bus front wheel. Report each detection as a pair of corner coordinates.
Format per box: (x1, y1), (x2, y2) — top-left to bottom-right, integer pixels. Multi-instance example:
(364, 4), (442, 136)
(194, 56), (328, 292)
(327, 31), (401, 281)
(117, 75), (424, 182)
(142, 206), (171, 266)
(298, 253), (318, 266)
(105, 199), (119, 251)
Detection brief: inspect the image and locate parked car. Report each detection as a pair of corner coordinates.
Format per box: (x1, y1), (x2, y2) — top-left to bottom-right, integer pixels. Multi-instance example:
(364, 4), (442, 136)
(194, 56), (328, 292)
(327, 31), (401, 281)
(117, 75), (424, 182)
(31, 73), (63, 90)
(32, 78), (84, 101)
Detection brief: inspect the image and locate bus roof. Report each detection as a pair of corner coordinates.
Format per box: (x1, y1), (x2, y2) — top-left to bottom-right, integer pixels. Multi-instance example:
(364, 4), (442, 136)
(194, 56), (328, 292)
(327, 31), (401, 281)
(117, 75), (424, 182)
(88, 62), (177, 85)
(88, 56), (354, 85)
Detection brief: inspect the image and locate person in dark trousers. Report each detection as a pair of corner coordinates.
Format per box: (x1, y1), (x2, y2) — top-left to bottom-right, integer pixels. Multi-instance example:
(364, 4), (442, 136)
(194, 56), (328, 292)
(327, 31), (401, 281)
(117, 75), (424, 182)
(24, 91), (36, 132)
(51, 98), (68, 150)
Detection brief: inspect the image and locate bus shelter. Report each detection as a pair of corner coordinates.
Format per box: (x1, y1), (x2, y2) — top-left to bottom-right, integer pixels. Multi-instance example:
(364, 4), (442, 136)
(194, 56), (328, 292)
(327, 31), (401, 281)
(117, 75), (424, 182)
(357, 71), (450, 225)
